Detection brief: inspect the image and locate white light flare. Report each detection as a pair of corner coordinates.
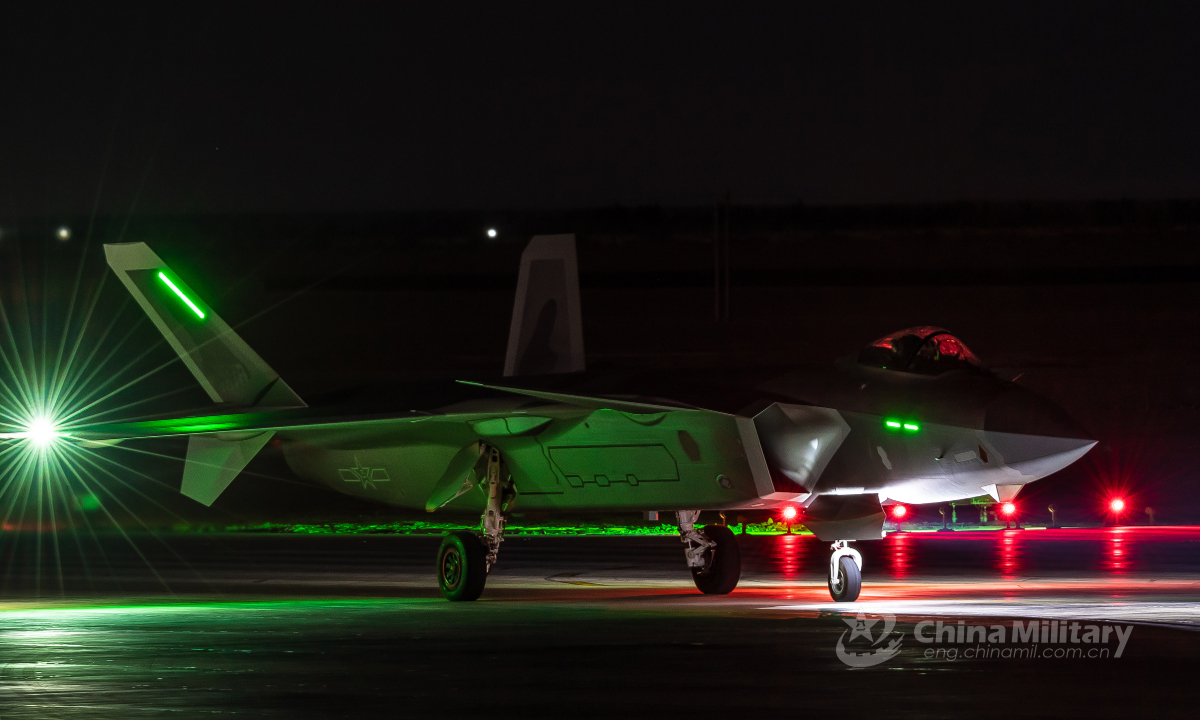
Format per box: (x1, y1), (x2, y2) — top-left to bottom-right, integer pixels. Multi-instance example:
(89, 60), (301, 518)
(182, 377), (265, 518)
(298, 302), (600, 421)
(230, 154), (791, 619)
(0, 416), (69, 449)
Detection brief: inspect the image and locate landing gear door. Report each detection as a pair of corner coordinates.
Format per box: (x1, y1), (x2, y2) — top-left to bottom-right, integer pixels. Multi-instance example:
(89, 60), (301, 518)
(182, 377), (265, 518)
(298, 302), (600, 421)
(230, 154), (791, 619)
(803, 494), (886, 542)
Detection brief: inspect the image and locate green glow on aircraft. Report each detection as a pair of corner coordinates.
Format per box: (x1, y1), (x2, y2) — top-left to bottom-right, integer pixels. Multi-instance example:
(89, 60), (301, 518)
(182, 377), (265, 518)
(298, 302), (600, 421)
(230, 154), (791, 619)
(158, 271), (205, 319)
(77, 238), (1096, 605)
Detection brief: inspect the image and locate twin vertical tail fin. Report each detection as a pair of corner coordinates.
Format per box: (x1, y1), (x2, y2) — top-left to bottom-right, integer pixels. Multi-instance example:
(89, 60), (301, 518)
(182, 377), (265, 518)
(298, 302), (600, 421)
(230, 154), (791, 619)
(104, 242), (303, 506)
(104, 242), (305, 409)
(104, 234), (581, 507)
(503, 234), (585, 377)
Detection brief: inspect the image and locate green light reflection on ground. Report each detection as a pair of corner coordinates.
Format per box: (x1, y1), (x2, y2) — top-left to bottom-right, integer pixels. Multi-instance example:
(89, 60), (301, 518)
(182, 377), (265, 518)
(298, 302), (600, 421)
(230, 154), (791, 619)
(0, 597), (442, 623)
(223, 520), (814, 537)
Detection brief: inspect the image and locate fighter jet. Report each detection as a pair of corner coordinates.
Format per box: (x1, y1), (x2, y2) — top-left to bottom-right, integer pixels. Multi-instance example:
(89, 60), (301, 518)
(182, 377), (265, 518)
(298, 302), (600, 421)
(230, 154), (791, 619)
(67, 235), (1095, 602)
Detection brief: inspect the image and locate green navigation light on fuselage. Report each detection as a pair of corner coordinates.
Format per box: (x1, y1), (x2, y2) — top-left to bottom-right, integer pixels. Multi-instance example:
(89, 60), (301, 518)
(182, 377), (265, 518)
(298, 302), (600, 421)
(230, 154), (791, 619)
(885, 418), (920, 432)
(158, 271), (205, 319)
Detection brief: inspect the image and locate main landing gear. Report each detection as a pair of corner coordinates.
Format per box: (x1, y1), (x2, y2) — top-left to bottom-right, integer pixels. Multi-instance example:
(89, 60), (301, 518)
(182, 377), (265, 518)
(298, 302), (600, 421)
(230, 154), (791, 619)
(828, 540), (862, 602)
(677, 510), (742, 594)
(437, 445), (513, 601)
(437, 530), (487, 601)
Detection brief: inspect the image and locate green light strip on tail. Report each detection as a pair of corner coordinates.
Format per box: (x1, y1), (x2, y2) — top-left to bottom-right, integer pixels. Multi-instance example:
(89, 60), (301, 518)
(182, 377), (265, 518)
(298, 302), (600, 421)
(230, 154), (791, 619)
(158, 272), (205, 319)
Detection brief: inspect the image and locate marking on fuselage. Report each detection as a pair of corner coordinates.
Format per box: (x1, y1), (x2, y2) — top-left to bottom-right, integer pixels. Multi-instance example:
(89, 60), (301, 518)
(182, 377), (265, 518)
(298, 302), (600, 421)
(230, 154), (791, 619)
(954, 450), (977, 463)
(338, 456), (392, 489)
(876, 446), (892, 470)
(549, 444), (680, 488)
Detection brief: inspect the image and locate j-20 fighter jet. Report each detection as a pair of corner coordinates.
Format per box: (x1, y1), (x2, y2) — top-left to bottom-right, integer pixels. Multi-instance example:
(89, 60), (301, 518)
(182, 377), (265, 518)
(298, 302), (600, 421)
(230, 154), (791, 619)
(76, 236), (1095, 602)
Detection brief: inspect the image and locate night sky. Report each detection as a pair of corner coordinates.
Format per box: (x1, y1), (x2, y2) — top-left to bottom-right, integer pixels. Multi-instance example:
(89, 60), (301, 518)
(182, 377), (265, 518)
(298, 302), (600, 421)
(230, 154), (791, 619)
(4, 2), (1200, 216)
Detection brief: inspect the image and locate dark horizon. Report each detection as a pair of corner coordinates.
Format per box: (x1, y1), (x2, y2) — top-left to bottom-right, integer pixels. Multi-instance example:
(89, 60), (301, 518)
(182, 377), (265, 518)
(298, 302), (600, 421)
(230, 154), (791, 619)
(10, 195), (1200, 233)
(5, 3), (1200, 216)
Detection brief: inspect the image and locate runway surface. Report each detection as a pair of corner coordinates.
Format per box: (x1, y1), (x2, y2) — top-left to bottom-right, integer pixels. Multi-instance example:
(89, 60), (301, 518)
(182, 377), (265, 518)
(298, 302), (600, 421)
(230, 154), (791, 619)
(0, 526), (1197, 718)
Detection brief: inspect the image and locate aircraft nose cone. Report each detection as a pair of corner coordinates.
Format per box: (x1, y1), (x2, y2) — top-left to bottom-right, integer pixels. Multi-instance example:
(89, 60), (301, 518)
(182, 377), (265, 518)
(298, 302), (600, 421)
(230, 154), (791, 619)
(982, 385), (1095, 476)
(983, 432), (1096, 477)
(984, 385), (1092, 441)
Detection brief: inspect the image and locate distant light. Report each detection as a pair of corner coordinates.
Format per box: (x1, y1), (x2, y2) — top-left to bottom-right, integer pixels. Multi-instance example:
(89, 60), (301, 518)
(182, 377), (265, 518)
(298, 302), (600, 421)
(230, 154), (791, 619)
(486, 228), (497, 238)
(892, 504), (907, 519)
(56, 227), (70, 240)
(1002, 502), (1016, 516)
(885, 420), (902, 429)
(1110, 498), (1126, 513)
(22, 417), (64, 449)
(157, 272), (205, 319)
(782, 506), (797, 521)
(903, 423), (920, 432)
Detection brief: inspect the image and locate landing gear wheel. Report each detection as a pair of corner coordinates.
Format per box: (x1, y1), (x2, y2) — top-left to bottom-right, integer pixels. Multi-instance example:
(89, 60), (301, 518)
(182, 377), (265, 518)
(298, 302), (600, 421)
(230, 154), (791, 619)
(690, 524), (742, 595)
(828, 555), (861, 602)
(438, 531), (488, 601)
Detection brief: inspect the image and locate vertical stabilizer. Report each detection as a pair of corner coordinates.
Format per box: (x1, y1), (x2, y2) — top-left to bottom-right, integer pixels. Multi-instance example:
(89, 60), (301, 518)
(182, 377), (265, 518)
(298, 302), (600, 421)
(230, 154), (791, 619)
(503, 234), (585, 376)
(104, 242), (305, 408)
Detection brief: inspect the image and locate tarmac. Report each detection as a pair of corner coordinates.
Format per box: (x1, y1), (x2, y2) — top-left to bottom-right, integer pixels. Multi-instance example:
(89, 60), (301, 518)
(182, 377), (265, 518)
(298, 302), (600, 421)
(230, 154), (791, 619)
(0, 526), (1196, 718)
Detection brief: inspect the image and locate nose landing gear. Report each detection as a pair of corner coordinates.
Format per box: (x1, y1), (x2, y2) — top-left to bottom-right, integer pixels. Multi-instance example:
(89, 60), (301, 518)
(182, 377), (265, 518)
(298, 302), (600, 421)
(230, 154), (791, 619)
(828, 540), (862, 602)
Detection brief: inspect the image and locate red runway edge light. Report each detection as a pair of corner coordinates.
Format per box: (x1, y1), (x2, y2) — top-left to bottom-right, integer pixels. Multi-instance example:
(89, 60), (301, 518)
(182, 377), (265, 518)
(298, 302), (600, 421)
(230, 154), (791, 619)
(782, 506), (798, 521)
(1001, 502), (1016, 516)
(1110, 498), (1126, 513)
(891, 504), (907, 519)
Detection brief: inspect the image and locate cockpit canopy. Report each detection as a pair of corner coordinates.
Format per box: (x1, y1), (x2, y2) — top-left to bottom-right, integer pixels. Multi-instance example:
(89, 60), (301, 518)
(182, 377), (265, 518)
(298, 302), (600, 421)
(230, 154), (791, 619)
(857, 326), (983, 376)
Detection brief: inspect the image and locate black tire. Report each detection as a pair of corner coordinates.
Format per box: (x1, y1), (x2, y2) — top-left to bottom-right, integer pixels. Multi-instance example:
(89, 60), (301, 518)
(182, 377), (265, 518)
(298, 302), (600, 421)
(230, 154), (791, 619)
(437, 531), (488, 601)
(690, 524), (742, 595)
(828, 555), (861, 602)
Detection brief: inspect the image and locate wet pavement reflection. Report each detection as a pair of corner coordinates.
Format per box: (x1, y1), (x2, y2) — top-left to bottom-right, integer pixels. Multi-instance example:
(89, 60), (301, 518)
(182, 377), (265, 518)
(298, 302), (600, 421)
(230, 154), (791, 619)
(0, 527), (1196, 717)
(741, 526), (1200, 582)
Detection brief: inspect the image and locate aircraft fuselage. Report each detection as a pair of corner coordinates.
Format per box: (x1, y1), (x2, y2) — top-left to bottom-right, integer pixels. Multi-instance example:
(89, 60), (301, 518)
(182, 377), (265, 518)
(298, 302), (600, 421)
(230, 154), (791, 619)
(274, 363), (1094, 516)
